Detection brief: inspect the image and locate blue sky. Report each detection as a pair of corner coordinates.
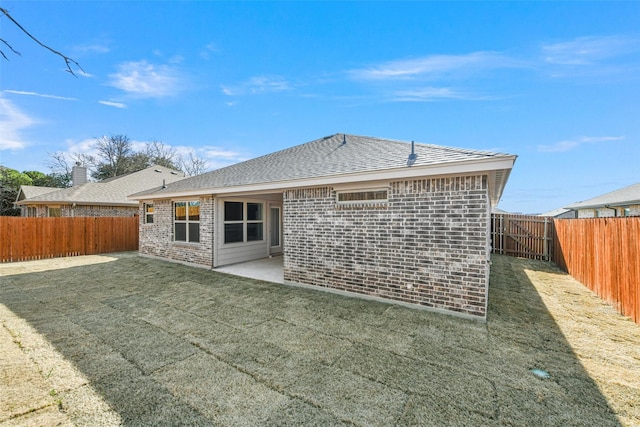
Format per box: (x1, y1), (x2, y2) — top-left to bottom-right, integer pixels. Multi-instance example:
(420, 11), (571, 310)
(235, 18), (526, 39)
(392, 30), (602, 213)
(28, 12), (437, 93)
(1, 1), (638, 214)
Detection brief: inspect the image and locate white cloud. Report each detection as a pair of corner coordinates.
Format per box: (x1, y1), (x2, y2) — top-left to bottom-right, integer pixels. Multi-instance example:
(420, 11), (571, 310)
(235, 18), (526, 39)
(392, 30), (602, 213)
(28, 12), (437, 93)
(3, 90), (77, 101)
(542, 35), (640, 65)
(222, 76), (291, 96)
(98, 100), (127, 109)
(538, 136), (625, 153)
(73, 43), (110, 55)
(0, 97), (36, 151)
(64, 138), (101, 158)
(108, 60), (183, 98)
(350, 51), (519, 80)
(392, 87), (478, 102)
(200, 42), (220, 60)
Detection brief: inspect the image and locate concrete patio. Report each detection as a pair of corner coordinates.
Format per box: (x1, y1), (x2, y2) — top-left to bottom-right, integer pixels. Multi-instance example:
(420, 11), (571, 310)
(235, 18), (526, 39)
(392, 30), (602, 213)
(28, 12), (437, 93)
(214, 255), (284, 283)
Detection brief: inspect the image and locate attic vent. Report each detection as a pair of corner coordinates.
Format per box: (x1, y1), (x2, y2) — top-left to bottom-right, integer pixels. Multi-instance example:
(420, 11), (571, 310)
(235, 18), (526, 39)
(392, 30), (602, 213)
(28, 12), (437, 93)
(170, 171), (178, 175)
(155, 169), (162, 173)
(342, 134), (347, 145)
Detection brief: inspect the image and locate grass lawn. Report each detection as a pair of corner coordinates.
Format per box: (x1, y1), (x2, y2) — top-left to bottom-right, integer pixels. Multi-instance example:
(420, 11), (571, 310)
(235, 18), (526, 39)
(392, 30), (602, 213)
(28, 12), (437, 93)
(1, 253), (639, 426)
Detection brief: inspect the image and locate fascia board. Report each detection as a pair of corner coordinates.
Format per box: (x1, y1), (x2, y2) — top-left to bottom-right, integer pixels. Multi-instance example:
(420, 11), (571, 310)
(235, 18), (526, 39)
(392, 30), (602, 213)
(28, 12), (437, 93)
(130, 156), (517, 201)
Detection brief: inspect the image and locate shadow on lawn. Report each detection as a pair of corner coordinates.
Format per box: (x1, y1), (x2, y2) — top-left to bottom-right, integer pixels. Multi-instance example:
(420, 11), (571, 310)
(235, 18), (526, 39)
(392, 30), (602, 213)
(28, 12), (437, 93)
(0, 253), (622, 426)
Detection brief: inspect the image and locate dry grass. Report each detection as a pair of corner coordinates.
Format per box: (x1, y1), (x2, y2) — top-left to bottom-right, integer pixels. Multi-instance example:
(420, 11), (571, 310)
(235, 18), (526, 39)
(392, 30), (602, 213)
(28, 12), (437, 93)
(1, 252), (638, 426)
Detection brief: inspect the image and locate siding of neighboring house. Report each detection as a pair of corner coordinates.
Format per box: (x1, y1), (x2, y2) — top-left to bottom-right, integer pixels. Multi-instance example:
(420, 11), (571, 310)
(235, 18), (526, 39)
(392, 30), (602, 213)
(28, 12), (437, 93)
(577, 204), (640, 218)
(139, 196), (214, 267)
(283, 175), (490, 318)
(629, 204), (640, 216)
(24, 205), (137, 217)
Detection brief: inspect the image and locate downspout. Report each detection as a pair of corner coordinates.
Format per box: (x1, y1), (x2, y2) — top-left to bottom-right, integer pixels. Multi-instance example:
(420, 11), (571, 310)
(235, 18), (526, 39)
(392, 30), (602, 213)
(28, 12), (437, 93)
(604, 205), (617, 217)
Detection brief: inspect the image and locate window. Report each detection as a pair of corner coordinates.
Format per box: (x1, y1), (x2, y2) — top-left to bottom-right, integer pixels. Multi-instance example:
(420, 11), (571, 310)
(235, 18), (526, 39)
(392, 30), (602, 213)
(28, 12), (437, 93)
(223, 201), (264, 244)
(174, 201), (200, 243)
(337, 189), (388, 204)
(144, 203), (154, 224)
(23, 206), (37, 217)
(48, 207), (61, 217)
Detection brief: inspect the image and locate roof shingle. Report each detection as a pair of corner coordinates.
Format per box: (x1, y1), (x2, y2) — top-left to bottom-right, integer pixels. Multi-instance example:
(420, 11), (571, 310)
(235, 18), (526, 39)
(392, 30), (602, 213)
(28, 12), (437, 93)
(17, 165), (185, 206)
(565, 182), (640, 210)
(133, 134), (513, 197)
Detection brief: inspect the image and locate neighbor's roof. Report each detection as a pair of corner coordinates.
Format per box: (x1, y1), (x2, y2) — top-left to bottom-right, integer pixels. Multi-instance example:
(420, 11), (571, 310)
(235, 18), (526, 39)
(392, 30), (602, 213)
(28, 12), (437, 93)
(131, 134), (517, 205)
(565, 182), (640, 210)
(16, 165), (185, 206)
(15, 185), (60, 202)
(539, 207), (571, 217)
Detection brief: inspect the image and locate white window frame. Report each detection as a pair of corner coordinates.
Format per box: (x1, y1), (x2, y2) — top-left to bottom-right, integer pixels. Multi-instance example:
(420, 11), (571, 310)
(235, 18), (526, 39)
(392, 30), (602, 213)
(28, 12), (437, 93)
(143, 203), (154, 224)
(222, 200), (265, 245)
(173, 200), (200, 243)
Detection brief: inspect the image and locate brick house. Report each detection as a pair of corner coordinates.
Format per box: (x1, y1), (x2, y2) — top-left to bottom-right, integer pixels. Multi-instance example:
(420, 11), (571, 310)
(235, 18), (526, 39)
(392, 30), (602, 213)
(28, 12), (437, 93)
(565, 181), (640, 218)
(15, 165), (185, 217)
(131, 134), (516, 319)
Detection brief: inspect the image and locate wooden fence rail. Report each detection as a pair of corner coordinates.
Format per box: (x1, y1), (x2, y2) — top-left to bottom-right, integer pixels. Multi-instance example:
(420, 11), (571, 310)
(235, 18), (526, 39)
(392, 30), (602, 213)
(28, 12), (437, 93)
(0, 216), (139, 263)
(553, 217), (639, 324)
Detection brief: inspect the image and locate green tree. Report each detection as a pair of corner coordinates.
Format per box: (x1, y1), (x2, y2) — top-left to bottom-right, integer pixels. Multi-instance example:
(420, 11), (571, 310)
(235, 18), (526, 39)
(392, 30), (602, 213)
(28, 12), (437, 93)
(0, 166), (32, 216)
(24, 170), (71, 188)
(0, 167), (70, 216)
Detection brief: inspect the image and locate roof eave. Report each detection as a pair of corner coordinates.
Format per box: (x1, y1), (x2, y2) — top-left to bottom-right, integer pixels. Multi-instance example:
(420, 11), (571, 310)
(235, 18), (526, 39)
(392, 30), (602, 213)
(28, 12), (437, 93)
(130, 155), (517, 201)
(567, 199), (640, 210)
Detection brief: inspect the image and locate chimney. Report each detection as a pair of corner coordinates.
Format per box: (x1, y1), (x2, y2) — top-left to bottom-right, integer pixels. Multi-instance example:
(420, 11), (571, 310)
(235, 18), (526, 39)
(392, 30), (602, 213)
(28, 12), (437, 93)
(72, 162), (87, 186)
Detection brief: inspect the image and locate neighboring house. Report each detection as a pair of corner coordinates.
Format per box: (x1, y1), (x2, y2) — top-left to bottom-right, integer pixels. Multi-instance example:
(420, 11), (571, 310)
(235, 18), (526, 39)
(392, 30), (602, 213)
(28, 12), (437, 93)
(565, 182), (640, 218)
(14, 185), (60, 217)
(16, 164), (185, 217)
(539, 207), (576, 219)
(130, 134), (517, 319)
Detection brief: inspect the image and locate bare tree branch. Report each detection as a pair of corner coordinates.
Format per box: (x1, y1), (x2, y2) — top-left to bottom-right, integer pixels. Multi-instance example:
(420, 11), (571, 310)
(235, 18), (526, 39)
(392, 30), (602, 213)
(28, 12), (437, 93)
(1, 6), (83, 76)
(1, 37), (21, 59)
(178, 151), (209, 177)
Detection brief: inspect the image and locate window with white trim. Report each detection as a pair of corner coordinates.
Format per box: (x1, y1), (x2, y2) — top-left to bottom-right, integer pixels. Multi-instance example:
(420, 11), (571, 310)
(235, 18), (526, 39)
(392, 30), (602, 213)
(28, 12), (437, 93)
(144, 203), (154, 224)
(336, 189), (388, 204)
(174, 201), (200, 243)
(48, 206), (61, 217)
(223, 201), (264, 244)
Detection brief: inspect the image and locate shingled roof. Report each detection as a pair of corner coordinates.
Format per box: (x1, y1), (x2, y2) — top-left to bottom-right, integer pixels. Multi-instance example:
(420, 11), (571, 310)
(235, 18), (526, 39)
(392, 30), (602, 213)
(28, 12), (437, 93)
(131, 134), (516, 204)
(565, 181), (640, 210)
(15, 185), (60, 202)
(16, 165), (185, 207)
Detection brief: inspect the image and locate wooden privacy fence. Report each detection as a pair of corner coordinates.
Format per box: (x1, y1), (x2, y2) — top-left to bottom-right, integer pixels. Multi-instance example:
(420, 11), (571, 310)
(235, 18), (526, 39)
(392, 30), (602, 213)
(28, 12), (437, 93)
(491, 214), (554, 261)
(0, 216), (139, 263)
(554, 217), (640, 324)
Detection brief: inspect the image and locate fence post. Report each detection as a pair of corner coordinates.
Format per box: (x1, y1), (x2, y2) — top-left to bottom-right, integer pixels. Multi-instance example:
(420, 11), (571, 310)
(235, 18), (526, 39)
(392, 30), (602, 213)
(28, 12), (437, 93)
(543, 217), (549, 261)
